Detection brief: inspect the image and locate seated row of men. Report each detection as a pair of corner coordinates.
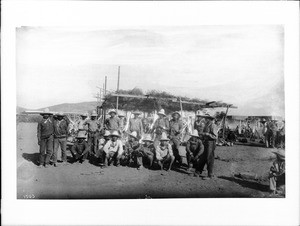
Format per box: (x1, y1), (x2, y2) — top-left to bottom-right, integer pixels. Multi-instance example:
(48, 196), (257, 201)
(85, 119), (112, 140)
(37, 107), (218, 179)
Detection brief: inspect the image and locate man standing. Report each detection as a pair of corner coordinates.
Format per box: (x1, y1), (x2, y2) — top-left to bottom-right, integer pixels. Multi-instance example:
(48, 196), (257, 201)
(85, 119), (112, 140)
(103, 130), (124, 166)
(198, 113), (218, 180)
(152, 109), (170, 148)
(75, 112), (88, 139)
(84, 110), (103, 157)
(37, 108), (54, 168)
(169, 111), (184, 166)
(105, 109), (121, 132)
(70, 133), (89, 163)
(186, 130), (204, 175)
(52, 112), (70, 166)
(128, 111), (143, 140)
(194, 110), (206, 140)
(155, 133), (175, 171)
(118, 112), (126, 132)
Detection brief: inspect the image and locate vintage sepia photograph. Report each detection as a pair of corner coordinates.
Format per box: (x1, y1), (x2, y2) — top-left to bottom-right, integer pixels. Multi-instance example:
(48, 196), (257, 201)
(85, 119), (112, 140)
(16, 25), (285, 199)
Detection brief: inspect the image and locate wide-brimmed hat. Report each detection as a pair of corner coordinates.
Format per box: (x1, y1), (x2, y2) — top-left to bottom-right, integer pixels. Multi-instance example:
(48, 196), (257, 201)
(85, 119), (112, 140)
(190, 130), (200, 138)
(56, 112), (65, 117)
(91, 110), (97, 117)
(118, 112), (125, 117)
(132, 111), (141, 115)
(272, 149), (285, 160)
(104, 130), (111, 137)
(260, 118), (267, 123)
(157, 109), (166, 116)
(196, 110), (205, 117)
(172, 111), (181, 117)
(160, 133), (169, 141)
(40, 108), (53, 115)
(142, 134), (153, 142)
(129, 131), (138, 139)
(202, 113), (215, 119)
(76, 133), (86, 139)
(81, 112), (88, 117)
(108, 109), (117, 115)
(110, 130), (120, 137)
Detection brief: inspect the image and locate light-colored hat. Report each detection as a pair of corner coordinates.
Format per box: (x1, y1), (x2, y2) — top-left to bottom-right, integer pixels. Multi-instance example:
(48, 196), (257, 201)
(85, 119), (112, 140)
(110, 130), (120, 137)
(260, 118), (267, 123)
(81, 112), (88, 117)
(132, 111), (141, 115)
(202, 113), (215, 119)
(91, 110), (97, 117)
(157, 109), (166, 116)
(190, 130), (200, 138)
(56, 112), (65, 117)
(196, 110), (205, 117)
(143, 134), (153, 142)
(160, 132), (169, 141)
(118, 112), (125, 117)
(76, 133), (86, 139)
(172, 111), (181, 117)
(104, 130), (111, 137)
(129, 131), (138, 139)
(108, 109), (117, 115)
(272, 149), (285, 160)
(40, 108), (53, 115)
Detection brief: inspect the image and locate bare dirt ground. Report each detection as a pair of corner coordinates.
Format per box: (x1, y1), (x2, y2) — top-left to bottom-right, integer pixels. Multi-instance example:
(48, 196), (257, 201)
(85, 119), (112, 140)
(17, 123), (280, 199)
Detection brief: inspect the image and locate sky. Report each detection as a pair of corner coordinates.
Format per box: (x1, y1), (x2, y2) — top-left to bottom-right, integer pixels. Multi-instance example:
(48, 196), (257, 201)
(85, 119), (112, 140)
(16, 26), (284, 116)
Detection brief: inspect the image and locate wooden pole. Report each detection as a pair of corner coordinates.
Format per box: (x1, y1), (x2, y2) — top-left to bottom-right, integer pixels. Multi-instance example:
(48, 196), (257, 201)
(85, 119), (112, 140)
(104, 76), (107, 121)
(116, 66), (120, 113)
(222, 105), (230, 139)
(179, 97), (183, 116)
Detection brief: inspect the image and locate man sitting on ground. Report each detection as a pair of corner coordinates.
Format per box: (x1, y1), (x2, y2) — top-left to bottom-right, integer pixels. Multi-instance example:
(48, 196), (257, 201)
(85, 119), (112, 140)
(70, 133), (89, 163)
(186, 130), (204, 175)
(155, 133), (175, 171)
(103, 130), (123, 167)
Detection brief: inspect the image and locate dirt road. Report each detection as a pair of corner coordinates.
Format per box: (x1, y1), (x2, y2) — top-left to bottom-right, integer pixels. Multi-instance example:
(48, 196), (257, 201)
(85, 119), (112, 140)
(17, 123), (279, 199)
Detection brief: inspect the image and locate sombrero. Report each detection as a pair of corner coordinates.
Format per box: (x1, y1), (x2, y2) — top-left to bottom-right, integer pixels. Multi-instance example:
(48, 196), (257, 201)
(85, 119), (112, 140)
(157, 109), (166, 116)
(190, 130), (200, 138)
(104, 130), (111, 137)
(132, 111), (141, 115)
(108, 109), (117, 115)
(142, 134), (153, 142)
(172, 111), (181, 117)
(160, 133), (169, 141)
(40, 108), (53, 115)
(129, 131), (138, 139)
(110, 130), (120, 137)
(76, 133), (86, 139)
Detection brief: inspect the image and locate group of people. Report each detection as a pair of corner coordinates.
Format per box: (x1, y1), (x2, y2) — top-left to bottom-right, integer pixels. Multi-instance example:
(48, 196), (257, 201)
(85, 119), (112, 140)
(37, 108), (219, 179)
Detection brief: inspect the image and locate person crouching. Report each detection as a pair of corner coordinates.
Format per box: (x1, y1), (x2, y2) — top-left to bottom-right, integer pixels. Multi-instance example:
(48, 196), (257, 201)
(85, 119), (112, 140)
(155, 133), (175, 171)
(123, 131), (144, 170)
(70, 133), (89, 163)
(269, 149), (285, 196)
(141, 134), (155, 169)
(186, 130), (204, 175)
(103, 130), (123, 167)
(98, 130), (111, 166)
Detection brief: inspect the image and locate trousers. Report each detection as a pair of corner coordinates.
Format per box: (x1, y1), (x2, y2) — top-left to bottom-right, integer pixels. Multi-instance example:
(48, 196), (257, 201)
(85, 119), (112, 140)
(170, 137), (182, 164)
(53, 137), (67, 162)
(39, 135), (54, 165)
(198, 140), (216, 176)
(88, 132), (99, 156)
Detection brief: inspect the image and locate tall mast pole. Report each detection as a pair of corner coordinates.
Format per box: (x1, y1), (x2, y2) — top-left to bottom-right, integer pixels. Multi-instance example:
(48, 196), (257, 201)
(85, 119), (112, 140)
(116, 66), (120, 113)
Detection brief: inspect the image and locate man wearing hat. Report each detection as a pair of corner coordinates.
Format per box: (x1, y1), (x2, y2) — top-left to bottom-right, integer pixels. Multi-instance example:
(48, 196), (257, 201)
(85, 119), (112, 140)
(37, 108), (55, 167)
(266, 119), (278, 148)
(123, 131), (143, 169)
(186, 130), (204, 174)
(197, 113), (218, 180)
(269, 149), (285, 195)
(194, 110), (206, 140)
(118, 112), (126, 132)
(98, 130), (111, 166)
(84, 110), (103, 157)
(105, 109), (121, 132)
(75, 112), (89, 139)
(128, 111), (144, 140)
(169, 111), (184, 166)
(155, 133), (175, 171)
(52, 112), (71, 166)
(151, 109), (170, 148)
(103, 130), (124, 166)
(140, 134), (155, 169)
(70, 133), (89, 163)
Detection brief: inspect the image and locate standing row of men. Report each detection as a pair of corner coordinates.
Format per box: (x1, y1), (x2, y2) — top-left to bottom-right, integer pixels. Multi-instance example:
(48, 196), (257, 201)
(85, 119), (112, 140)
(37, 108), (219, 179)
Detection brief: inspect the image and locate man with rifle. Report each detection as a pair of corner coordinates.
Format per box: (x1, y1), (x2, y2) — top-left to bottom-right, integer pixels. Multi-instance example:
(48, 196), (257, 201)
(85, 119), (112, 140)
(169, 111), (184, 166)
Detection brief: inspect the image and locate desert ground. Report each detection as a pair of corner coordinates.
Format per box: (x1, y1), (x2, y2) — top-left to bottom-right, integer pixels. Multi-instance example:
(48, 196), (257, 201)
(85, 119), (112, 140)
(17, 122), (281, 199)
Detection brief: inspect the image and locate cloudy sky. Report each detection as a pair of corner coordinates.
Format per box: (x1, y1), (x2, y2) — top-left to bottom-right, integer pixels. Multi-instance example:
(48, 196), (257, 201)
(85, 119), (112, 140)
(16, 26), (284, 116)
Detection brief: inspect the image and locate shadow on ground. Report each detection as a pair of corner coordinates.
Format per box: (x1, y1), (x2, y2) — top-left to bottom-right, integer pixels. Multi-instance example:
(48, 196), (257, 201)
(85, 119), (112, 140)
(219, 175), (269, 192)
(22, 153), (40, 165)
